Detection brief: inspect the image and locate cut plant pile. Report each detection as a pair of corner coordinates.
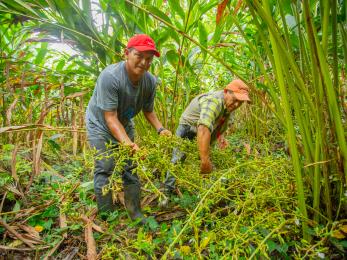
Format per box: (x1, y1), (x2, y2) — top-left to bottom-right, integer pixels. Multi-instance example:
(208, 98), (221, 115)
(1, 132), (343, 259)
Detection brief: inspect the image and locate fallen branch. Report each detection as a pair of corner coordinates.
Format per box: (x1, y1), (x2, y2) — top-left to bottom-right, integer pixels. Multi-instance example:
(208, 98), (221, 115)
(0, 200), (54, 218)
(59, 212), (68, 238)
(81, 215), (97, 260)
(43, 238), (65, 260)
(61, 247), (79, 260)
(0, 218), (35, 248)
(0, 192), (8, 213)
(1, 182), (79, 219)
(0, 124), (86, 134)
(0, 245), (50, 251)
(80, 215), (104, 234)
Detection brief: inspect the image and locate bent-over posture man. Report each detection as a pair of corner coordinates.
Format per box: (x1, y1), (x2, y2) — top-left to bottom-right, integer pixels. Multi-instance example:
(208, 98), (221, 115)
(160, 79), (250, 207)
(86, 34), (171, 222)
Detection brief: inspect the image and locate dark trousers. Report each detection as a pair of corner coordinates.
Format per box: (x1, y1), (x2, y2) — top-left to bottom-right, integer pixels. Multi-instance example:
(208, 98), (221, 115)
(88, 126), (140, 212)
(164, 124), (196, 191)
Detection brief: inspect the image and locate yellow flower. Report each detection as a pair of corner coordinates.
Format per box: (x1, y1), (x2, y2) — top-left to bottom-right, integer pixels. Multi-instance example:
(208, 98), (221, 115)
(34, 225), (44, 232)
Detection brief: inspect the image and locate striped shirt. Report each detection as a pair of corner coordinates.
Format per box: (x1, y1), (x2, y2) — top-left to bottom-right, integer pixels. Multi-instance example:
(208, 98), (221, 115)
(179, 90), (233, 142)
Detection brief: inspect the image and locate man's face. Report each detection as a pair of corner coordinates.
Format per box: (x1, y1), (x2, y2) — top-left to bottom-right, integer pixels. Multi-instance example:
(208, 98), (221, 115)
(125, 48), (154, 77)
(224, 90), (244, 112)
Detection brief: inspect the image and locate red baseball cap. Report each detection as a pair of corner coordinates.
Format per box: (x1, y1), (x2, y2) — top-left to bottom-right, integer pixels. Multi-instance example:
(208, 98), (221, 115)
(225, 79), (251, 102)
(127, 34), (160, 57)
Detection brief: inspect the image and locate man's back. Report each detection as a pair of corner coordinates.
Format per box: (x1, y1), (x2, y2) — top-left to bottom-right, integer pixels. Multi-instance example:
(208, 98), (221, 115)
(179, 90), (233, 141)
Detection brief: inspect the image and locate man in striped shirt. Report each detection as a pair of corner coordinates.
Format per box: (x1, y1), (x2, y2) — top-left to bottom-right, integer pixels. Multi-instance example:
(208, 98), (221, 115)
(160, 79), (250, 207)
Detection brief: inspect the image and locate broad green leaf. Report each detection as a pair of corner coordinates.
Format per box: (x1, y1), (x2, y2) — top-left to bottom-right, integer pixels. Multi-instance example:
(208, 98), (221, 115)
(12, 0), (39, 16)
(173, 19), (184, 31)
(80, 181), (94, 191)
(165, 49), (179, 68)
(42, 218), (54, 230)
(117, 1), (146, 32)
(198, 21), (208, 48)
(48, 139), (61, 152)
(168, 0), (185, 20)
(169, 30), (180, 44)
(13, 201), (21, 212)
(53, 0), (76, 27)
(200, 0), (219, 16)
(281, 0), (293, 14)
(266, 239), (278, 253)
(34, 42), (48, 65)
(145, 5), (172, 25)
(99, 0), (107, 10)
(154, 28), (171, 47)
(211, 22), (224, 45)
(81, 0), (92, 26)
(55, 59), (65, 71)
(146, 216), (159, 231)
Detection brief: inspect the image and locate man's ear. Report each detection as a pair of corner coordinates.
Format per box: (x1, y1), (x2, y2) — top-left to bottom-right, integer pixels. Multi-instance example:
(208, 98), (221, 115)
(125, 49), (129, 56)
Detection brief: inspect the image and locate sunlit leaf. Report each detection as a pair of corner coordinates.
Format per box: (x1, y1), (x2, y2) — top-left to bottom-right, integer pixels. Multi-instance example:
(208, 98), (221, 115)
(34, 42), (48, 65)
(146, 5), (172, 25)
(198, 21), (208, 49)
(56, 59), (65, 71)
(165, 49), (179, 68)
(332, 230), (346, 239)
(167, 0), (184, 20)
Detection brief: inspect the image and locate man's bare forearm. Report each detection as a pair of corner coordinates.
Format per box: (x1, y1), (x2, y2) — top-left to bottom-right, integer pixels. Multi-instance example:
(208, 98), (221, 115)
(104, 111), (133, 145)
(143, 111), (163, 131)
(197, 125), (211, 161)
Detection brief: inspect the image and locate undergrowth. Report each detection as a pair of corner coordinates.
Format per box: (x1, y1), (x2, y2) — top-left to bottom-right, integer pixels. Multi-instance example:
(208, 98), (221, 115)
(0, 131), (345, 259)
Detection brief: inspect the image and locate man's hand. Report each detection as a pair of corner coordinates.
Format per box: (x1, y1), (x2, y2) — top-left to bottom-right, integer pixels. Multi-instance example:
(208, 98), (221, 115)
(200, 158), (213, 174)
(217, 135), (229, 150)
(159, 129), (172, 136)
(129, 142), (140, 153)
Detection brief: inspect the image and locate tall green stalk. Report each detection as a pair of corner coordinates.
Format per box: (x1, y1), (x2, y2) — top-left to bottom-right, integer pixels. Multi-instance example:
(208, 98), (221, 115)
(170, 0), (193, 130)
(303, 1), (347, 183)
(261, 0), (310, 241)
(331, 0), (338, 88)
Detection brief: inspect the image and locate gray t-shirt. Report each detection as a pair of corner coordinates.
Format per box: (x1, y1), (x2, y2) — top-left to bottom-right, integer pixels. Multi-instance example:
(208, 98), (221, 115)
(86, 61), (157, 141)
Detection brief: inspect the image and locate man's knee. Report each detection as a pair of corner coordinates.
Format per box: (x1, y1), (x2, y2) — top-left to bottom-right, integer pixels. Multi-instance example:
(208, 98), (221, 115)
(122, 170), (140, 186)
(94, 172), (111, 192)
(94, 155), (115, 175)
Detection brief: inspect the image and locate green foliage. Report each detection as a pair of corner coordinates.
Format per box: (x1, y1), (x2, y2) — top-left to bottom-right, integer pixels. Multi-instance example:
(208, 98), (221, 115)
(0, 126), (344, 258)
(0, 0), (346, 258)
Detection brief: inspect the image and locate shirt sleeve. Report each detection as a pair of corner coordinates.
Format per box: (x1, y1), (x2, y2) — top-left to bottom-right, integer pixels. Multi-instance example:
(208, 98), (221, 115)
(96, 71), (119, 111)
(142, 77), (157, 112)
(197, 96), (223, 132)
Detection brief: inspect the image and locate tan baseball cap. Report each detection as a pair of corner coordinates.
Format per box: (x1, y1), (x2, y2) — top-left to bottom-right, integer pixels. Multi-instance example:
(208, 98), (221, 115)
(225, 79), (251, 102)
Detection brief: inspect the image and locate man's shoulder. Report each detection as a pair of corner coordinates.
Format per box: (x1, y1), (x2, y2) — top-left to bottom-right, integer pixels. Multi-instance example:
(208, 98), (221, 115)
(199, 90), (223, 104)
(99, 62), (124, 81)
(143, 71), (157, 87)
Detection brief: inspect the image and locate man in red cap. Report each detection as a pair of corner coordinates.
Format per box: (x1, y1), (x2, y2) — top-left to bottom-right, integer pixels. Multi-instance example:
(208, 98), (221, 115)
(86, 34), (171, 223)
(160, 79), (250, 207)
